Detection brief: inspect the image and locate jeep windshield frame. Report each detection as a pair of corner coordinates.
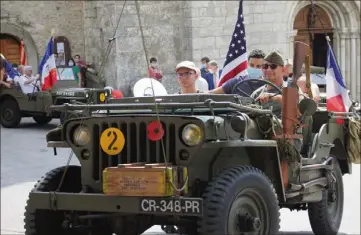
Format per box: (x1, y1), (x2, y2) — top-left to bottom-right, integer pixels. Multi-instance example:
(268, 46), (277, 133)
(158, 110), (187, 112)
(49, 94), (273, 115)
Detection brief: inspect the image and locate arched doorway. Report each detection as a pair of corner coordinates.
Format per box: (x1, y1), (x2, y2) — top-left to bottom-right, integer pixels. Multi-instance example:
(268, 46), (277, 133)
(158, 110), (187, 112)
(0, 33), (20, 65)
(293, 5), (333, 68)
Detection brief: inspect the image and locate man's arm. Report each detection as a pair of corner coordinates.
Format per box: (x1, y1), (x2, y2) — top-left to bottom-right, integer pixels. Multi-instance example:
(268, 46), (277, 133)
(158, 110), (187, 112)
(208, 86), (225, 94)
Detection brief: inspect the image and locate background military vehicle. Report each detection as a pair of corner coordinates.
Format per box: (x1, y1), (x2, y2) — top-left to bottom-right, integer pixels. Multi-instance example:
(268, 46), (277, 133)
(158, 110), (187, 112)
(23, 85), (360, 235)
(0, 70), (111, 128)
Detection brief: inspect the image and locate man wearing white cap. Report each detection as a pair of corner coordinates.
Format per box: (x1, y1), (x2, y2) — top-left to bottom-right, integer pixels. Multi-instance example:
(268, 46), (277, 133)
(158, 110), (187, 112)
(15, 65), (40, 94)
(175, 61), (200, 94)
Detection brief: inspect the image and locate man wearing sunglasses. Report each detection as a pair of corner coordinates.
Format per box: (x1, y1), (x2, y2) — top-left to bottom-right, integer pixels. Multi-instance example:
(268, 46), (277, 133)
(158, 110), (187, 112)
(175, 61), (201, 94)
(250, 50), (304, 118)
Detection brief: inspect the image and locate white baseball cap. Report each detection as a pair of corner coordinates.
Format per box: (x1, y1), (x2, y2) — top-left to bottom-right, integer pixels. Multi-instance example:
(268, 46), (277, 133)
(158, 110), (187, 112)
(175, 61), (197, 72)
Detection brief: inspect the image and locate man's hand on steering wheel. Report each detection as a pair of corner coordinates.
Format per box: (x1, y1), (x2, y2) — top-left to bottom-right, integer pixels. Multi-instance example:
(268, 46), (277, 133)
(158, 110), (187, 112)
(231, 78), (282, 103)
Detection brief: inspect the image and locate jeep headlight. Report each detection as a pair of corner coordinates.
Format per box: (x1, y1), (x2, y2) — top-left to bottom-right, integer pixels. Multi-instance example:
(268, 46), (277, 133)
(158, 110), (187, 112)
(181, 124), (203, 146)
(73, 126), (91, 146)
(85, 93), (89, 98)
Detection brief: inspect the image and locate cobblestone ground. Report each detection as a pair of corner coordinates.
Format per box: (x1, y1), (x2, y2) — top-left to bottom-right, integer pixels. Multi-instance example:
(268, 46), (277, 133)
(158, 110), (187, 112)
(1, 118), (360, 235)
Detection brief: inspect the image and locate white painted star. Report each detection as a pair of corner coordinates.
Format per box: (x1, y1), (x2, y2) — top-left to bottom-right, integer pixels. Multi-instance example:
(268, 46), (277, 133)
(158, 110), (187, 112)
(237, 40), (241, 43)
(235, 50), (239, 54)
(229, 54), (233, 57)
(241, 46), (245, 50)
(234, 33), (238, 37)
(240, 30), (244, 34)
(237, 24), (241, 28)
(240, 14), (243, 18)
(231, 43), (235, 47)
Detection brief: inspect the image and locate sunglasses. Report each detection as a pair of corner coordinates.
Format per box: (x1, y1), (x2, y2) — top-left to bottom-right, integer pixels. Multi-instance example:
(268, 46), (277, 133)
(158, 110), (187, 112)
(176, 72), (195, 78)
(262, 63), (278, 70)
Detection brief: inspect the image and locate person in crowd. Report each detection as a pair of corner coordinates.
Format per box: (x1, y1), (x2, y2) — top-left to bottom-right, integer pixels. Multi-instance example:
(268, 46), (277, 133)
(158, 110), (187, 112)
(195, 67), (209, 92)
(208, 60), (223, 88)
(283, 58), (293, 81)
(148, 57), (163, 82)
(74, 54), (87, 68)
(18, 65), (24, 75)
(175, 61), (200, 94)
(68, 59), (82, 87)
(297, 75), (321, 103)
(15, 65), (40, 94)
(0, 60), (11, 88)
(200, 56), (214, 90)
(247, 49), (266, 79)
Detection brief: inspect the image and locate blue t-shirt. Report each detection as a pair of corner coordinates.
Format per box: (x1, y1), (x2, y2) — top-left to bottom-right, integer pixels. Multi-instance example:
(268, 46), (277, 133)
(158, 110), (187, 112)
(222, 75), (263, 96)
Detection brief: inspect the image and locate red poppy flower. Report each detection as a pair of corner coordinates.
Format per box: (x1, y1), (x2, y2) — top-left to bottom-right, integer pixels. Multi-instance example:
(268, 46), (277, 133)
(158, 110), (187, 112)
(147, 120), (164, 141)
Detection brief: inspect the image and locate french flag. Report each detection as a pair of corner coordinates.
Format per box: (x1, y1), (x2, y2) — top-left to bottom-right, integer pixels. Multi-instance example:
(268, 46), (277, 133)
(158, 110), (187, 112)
(39, 37), (58, 91)
(0, 54), (20, 80)
(325, 42), (352, 124)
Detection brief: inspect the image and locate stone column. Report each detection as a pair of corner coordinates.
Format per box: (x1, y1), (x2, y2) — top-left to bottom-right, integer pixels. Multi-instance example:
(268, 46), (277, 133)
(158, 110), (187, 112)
(350, 35), (357, 99)
(339, 33), (346, 87)
(287, 30), (298, 58)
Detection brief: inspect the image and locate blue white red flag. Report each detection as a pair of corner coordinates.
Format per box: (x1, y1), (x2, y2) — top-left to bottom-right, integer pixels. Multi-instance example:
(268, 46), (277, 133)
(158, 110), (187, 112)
(325, 42), (352, 124)
(0, 53), (20, 80)
(218, 0), (248, 87)
(39, 37), (58, 91)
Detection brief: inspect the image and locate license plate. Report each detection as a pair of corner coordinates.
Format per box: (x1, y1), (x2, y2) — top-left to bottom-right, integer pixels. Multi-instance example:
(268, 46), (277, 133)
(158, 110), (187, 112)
(139, 197), (203, 216)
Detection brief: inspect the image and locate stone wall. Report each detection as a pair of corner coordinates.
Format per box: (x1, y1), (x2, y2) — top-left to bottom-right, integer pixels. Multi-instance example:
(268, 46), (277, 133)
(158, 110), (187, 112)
(83, 0), (192, 95)
(188, 1), (292, 67)
(0, 1), (84, 72)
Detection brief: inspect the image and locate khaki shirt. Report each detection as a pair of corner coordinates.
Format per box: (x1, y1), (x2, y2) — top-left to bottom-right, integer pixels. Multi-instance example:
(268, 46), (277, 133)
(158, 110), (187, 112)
(251, 82), (305, 118)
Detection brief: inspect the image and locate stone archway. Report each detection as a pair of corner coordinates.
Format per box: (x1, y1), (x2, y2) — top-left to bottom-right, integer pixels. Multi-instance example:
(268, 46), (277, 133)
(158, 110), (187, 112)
(286, 0), (361, 100)
(0, 22), (39, 73)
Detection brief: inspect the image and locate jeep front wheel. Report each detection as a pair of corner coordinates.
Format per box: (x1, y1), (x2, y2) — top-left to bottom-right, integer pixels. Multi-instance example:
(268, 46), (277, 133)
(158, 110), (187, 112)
(0, 98), (21, 128)
(198, 165), (280, 235)
(24, 166), (112, 235)
(307, 158), (344, 235)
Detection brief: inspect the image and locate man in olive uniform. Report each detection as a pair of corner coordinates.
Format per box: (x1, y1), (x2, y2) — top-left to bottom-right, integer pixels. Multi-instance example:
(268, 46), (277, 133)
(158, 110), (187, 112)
(250, 50), (305, 119)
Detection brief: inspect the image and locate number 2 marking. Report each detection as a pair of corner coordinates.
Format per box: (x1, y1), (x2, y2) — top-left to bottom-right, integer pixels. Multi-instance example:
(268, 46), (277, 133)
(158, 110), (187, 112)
(107, 131), (118, 151)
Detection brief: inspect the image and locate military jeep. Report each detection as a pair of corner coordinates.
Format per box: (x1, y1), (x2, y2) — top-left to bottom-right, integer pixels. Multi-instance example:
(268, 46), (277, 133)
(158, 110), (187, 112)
(0, 82), (110, 128)
(24, 86), (358, 235)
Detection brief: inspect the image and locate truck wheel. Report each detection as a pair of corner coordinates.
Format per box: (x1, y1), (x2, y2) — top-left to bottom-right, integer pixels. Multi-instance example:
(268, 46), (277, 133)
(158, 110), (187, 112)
(198, 165), (280, 235)
(308, 159), (344, 235)
(24, 166), (112, 235)
(33, 116), (52, 125)
(0, 98), (21, 128)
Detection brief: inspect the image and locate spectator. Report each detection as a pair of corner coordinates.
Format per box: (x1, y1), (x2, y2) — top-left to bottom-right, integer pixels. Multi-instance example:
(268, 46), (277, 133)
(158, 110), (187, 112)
(200, 56), (210, 78)
(74, 54), (87, 68)
(247, 49), (266, 79)
(175, 61), (199, 94)
(297, 75), (320, 103)
(148, 57), (163, 82)
(208, 60), (223, 87)
(195, 67), (209, 92)
(68, 59), (82, 87)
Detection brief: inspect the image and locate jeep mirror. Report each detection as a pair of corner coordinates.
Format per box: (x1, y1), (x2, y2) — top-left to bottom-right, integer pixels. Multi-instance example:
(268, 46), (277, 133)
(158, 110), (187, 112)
(299, 98), (317, 116)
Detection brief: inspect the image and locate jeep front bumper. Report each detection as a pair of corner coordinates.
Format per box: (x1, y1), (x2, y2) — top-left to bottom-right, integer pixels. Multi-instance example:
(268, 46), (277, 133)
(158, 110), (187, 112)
(28, 192), (203, 217)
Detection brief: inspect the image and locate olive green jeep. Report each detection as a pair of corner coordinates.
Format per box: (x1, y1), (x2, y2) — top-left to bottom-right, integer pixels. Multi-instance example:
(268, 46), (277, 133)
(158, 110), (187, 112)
(0, 80), (111, 128)
(24, 85), (359, 235)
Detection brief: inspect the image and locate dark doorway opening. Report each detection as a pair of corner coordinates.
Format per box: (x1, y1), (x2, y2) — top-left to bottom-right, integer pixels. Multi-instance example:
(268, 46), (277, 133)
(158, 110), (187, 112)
(312, 33), (333, 69)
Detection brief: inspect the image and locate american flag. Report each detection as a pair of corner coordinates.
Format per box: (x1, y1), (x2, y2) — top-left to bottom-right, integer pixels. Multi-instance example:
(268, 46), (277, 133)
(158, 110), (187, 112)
(218, 0), (248, 87)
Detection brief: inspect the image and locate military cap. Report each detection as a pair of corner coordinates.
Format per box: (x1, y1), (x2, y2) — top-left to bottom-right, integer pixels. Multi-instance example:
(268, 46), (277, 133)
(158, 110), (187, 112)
(264, 50), (285, 66)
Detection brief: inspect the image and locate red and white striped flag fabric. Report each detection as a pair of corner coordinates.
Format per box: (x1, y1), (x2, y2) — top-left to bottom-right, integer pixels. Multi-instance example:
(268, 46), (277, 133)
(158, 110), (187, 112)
(20, 39), (27, 65)
(218, 0), (248, 87)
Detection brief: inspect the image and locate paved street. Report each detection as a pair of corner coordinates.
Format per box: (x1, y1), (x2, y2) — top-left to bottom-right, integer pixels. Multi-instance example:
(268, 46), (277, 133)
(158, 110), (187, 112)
(1, 118), (360, 235)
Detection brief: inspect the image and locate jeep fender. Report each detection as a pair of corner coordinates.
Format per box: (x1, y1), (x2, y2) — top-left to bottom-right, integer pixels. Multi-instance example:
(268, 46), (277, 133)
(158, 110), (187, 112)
(308, 122), (351, 174)
(202, 140), (286, 202)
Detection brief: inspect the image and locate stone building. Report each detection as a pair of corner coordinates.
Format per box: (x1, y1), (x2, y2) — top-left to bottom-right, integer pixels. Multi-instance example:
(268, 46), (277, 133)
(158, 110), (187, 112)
(1, 1), (360, 98)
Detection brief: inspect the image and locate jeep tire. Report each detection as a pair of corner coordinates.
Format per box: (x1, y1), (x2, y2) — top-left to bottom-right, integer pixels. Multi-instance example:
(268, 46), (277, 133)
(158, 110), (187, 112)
(33, 116), (52, 125)
(198, 165), (280, 235)
(0, 98), (21, 128)
(308, 158), (344, 235)
(24, 166), (112, 235)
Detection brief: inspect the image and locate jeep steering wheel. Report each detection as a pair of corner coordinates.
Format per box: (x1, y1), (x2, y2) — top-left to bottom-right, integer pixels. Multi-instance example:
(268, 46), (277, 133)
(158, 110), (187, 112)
(231, 78), (283, 102)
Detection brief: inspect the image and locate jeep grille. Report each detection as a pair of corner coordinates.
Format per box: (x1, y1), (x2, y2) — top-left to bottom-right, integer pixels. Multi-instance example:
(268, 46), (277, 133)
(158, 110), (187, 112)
(91, 120), (177, 181)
